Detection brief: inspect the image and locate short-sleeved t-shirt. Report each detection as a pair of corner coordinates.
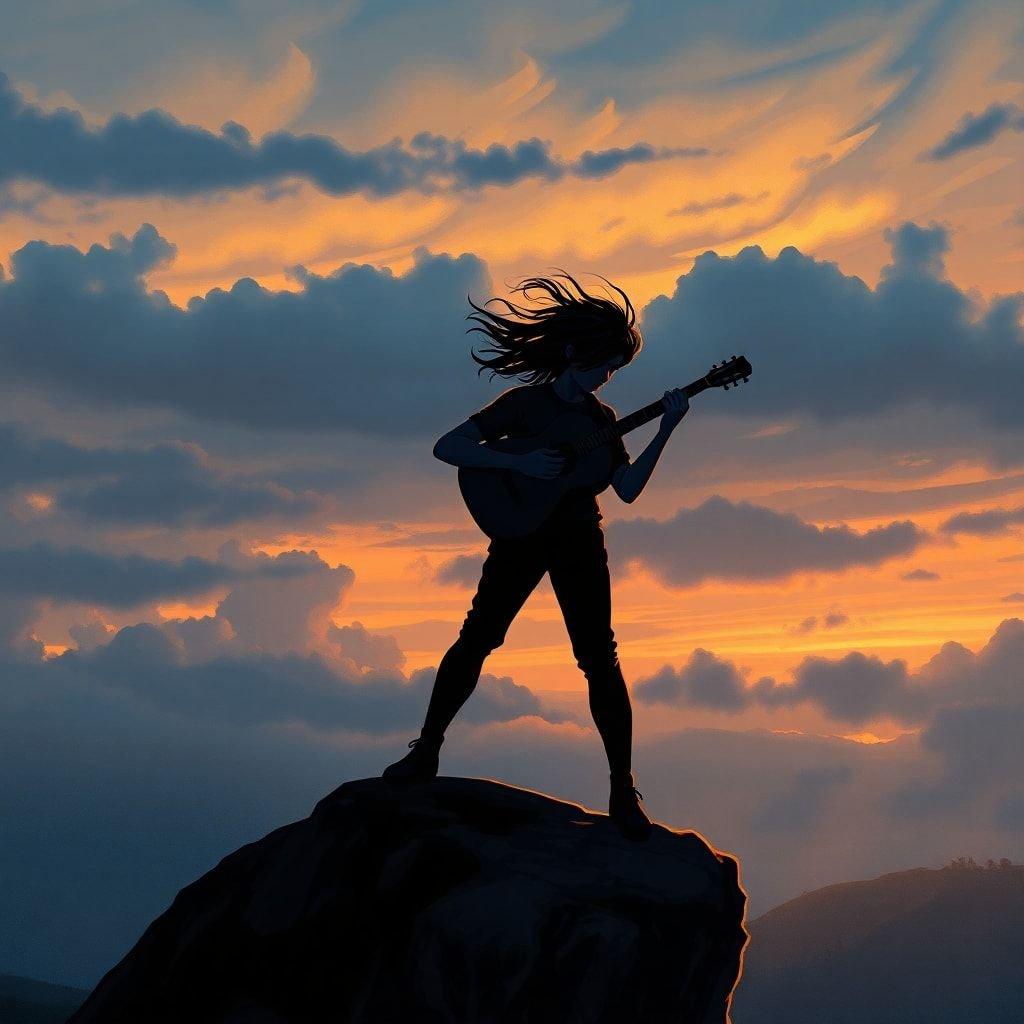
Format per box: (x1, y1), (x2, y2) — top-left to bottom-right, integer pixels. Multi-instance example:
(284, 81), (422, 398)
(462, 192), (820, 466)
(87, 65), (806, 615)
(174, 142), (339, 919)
(469, 381), (630, 525)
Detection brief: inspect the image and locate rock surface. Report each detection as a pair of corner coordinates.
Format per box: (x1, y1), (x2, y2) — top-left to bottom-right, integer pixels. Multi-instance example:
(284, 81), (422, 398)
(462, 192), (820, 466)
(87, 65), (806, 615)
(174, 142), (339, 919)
(69, 776), (748, 1023)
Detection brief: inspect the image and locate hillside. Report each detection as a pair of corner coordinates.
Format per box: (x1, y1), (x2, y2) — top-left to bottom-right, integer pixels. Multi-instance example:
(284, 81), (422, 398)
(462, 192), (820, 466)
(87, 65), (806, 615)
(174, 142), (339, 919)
(732, 859), (1024, 1023)
(0, 972), (86, 1024)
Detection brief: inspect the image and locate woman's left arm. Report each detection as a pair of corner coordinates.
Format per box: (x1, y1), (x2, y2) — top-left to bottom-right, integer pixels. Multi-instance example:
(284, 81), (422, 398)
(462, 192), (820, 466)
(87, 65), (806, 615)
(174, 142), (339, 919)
(611, 388), (689, 503)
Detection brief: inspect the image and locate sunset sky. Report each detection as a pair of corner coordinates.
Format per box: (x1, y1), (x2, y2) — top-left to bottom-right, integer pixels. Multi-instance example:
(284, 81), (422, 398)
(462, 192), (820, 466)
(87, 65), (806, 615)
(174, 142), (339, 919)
(1, 0), (1022, 988)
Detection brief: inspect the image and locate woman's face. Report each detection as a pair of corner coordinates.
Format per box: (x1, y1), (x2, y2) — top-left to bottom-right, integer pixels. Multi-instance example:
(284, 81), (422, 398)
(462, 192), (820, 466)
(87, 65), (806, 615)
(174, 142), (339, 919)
(570, 352), (627, 392)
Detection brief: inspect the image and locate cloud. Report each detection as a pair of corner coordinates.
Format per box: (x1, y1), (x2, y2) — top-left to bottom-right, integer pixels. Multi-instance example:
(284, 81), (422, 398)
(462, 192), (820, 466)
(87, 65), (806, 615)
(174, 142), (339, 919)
(434, 553), (485, 588)
(0, 423), (321, 527)
(214, 547), (355, 655)
(327, 620), (406, 673)
(0, 71), (706, 200)
(1002, 592), (1024, 603)
(634, 648), (749, 712)
(790, 615), (819, 635)
(756, 651), (921, 725)
(3, 220), (1021, 444)
(608, 496), (927, 588)
(667, 190), (768, 217)
(901, 568), (940, 581)
(0, 224), (491, 436)
(940, 506), (1024, 536)
(3, 619), (1020, 989)
(751, 763), (853, 833)
(17, 536), (573, 737)
(764, 474), (1024, 521)
(786, 609), (849, 634)
(635, 617), (1024, 730)
(924, 102), (1024, 160)
(889, 700), (1024, 819)
(625, 223), (1024, 433)
(0, 182), (53, 222)
(0, 538), (315, 609)
(571, 142), (708, 178)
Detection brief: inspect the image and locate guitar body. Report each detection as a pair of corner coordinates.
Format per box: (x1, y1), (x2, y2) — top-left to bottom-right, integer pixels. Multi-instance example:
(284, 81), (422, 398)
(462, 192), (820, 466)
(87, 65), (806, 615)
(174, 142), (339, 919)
(458, 409), (619, 540)
(456, 355), (752, 541)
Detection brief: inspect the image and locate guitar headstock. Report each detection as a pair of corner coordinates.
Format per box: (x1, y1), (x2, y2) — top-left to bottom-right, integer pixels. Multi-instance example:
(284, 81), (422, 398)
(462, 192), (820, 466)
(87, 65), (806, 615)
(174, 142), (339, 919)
(706, 354), (752, 391)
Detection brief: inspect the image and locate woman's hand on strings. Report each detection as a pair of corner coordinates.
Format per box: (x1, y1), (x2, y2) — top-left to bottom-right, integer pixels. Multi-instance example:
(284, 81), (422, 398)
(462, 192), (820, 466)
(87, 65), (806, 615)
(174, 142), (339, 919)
(516, 448), (566, 479)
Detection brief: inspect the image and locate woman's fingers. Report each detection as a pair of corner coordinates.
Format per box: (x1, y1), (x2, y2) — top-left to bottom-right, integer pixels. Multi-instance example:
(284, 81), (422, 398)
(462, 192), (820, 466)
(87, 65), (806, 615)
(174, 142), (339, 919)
(540, 448), (564, 477)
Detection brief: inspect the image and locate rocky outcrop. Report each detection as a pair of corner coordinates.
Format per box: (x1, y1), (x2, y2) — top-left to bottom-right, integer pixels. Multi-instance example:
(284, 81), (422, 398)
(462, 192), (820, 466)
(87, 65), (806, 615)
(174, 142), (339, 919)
(70, 776), (748, 1023)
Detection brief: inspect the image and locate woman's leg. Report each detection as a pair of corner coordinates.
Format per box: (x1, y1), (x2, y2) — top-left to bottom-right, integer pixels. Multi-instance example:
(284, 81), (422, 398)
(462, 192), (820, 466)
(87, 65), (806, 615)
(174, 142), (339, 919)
(419, 536), (547, 741)
(545, 522), (632, 777)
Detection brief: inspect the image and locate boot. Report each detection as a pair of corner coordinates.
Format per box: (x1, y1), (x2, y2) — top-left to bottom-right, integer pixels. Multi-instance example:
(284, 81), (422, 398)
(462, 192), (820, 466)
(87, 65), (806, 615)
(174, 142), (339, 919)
(608, 771), (653, 841)
(381, 731), (443, 783)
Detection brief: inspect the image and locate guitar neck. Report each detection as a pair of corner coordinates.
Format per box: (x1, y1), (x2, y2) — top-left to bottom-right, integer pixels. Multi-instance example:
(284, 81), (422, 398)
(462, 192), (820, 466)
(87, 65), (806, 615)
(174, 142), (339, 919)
(570, 376), (711, 457)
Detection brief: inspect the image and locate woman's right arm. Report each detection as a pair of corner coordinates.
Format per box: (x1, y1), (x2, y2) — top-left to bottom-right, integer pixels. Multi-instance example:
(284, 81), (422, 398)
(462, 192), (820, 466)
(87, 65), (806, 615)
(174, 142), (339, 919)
(433, 420), (521, 469)
(433, 421), (563, 477)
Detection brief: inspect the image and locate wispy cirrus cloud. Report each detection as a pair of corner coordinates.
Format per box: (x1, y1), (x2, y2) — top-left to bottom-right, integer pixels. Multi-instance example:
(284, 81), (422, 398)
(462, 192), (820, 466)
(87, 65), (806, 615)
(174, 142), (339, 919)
(924, 102), (1024, 160)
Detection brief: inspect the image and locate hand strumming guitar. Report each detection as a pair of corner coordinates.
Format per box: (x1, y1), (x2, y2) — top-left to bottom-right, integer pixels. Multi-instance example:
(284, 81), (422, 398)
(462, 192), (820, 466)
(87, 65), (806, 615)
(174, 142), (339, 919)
(516, 448), (566, 479)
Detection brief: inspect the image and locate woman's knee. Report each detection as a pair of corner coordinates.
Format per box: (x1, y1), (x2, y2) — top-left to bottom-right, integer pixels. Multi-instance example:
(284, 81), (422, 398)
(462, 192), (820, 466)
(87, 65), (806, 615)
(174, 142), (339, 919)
(456, 618), (507, 657)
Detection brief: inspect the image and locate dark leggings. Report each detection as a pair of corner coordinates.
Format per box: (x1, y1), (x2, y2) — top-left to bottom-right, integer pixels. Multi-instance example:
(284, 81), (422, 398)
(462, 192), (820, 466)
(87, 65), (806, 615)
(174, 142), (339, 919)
(421, 517), (632, 777)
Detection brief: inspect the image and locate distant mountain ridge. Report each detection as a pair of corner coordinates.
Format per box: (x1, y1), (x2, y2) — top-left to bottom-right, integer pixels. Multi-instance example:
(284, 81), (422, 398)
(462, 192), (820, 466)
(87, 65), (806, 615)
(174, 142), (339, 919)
(732, 859), (1024, 1024)
(0, 971), (86, 1023)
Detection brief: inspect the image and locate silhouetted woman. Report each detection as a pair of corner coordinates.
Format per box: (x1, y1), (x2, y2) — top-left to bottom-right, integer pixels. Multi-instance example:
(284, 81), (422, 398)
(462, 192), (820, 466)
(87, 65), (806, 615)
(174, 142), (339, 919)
(382, 271), (689, 839)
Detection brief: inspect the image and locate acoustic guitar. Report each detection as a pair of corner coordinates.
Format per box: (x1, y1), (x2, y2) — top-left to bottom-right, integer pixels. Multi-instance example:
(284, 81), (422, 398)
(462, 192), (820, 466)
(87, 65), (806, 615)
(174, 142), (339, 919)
(458, 354), (752, 539)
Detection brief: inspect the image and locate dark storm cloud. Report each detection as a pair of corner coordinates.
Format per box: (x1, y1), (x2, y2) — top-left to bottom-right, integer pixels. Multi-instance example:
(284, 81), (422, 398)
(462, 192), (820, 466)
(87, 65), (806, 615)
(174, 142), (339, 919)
(924, 102), (1024, 160)
(607, 496), (926, 588)
(0, 423), (321, 526)
(940, 506), (1024, 536)
(0, 72), (705, 200)
(623, 223), (1024, 432)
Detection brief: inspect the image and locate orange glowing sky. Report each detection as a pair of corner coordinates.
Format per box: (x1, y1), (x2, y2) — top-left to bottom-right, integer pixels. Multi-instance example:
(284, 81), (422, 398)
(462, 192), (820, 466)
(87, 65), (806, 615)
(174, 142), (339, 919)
(2, 0), (1022, 729)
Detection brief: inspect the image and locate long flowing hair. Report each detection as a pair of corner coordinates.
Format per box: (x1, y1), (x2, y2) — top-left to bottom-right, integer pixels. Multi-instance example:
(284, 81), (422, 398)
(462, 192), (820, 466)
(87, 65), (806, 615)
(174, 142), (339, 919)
(466, 270), (643, 383)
